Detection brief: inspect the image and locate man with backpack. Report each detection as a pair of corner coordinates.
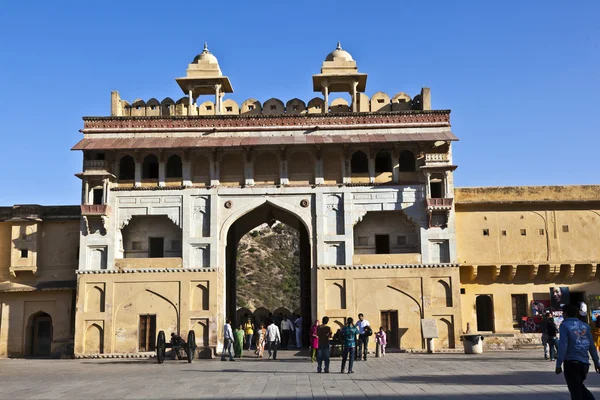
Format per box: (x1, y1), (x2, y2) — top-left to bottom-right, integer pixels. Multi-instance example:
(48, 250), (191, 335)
(355, 313), (371, 361)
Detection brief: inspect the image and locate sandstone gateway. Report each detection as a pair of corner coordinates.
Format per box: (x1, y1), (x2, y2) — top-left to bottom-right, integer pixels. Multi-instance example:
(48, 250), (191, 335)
(1, 44), (599, 357)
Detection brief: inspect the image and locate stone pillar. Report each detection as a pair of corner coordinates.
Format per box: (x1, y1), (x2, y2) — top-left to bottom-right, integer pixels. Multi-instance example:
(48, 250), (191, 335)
(103, 178), (109, 204)
(314, 147), (324, 185)
(425, 172), (431, 198)
(244, 148), (254, 187)
(351, 81), (358, 112)
(279, 147), (289, 185)
(444, 170), (449, 198)
(134, 157), (142, 188)
(368, 148), (375, 185)
(158, 153), (166, 187)
(323, 84), (329, 114)
(214, 84), (222, 115)
(188, 88), (193, 116)
(182, 154), (192, 187)
(83, 180), (89, 204)
(342, 146), (351, 184)
(210, 149), (220, 186)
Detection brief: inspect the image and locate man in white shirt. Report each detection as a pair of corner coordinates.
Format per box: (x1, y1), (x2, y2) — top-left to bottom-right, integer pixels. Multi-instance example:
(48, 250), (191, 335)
(221, 318), (234, 361)
(294, 315), (303, 348)
(281, 316), (293, 349)
(266, 320), (281, 360)
(355, 313), (370, 361)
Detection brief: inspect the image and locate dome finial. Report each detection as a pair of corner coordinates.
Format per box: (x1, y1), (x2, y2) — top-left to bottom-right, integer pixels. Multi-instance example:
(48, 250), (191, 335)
(203, 42), (209, 52)
(336, 41), (342, 50)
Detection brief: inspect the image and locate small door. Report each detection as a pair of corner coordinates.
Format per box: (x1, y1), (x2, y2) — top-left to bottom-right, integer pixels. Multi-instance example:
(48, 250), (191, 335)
(381, 310), (399, 348)
(139, 314), (157, 352)
(476, 295), (495, 332)
(375, 235), (390, 254)
(431, 241), (450, 263)
(32, 314), (53, 357)
(148, 237), (164, 258)
(92, 188), (103, 205)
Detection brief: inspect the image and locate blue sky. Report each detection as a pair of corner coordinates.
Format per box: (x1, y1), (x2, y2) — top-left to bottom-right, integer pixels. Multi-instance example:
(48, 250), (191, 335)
(0, 1), (598, 205)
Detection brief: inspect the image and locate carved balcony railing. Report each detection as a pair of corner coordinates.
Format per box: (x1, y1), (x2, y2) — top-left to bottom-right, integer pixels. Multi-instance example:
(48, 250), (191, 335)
(81, 204), (111, 217)
(83, 160), (110, 171)
(425, 153), (449, 163)
(426, 198), (453, 211)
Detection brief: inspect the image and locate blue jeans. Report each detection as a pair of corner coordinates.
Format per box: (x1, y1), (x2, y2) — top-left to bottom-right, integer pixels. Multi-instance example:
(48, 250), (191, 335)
(221, 338), (234, 360)
(317, 344), (330, 372)
(548, 337), (558, 360)
(342, 346), (355, 372)
(245, 334), (253, 350)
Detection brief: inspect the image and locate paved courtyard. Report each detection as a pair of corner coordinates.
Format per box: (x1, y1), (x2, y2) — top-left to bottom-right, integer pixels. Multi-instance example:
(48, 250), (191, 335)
(0, 350), (598, 399)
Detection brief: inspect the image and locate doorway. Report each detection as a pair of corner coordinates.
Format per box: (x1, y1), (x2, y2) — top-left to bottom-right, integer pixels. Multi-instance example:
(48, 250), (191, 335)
(225, 203), (312, 344)
(476, 295), (495, 332)
(375, 235), (390, 254)
(148, 237), (164, 258)
(381, 310), (399, 348)
(29, 312), (53, 357)
(139, 314), (156, 352)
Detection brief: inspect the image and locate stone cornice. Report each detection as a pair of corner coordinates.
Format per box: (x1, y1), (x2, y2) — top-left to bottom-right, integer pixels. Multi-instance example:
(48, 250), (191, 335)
(317, 263), (459, 270)
(76, 268), (216, 274)
(81, 110), (451, 133)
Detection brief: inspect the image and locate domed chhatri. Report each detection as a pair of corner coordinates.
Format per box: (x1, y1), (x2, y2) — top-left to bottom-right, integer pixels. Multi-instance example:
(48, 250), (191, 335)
(176, 41), (233, 114)
(325, 41), (354, 62)
(313, 41), (367, 112)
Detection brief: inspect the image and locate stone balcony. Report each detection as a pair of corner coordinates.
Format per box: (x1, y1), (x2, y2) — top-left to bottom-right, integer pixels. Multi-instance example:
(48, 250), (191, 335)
(80, 204), (111, 217)
(425, 153), (449, 163)
(9, 264), (37, 277)
(426, 198), (453, 211)
(84, 160), (110, 170)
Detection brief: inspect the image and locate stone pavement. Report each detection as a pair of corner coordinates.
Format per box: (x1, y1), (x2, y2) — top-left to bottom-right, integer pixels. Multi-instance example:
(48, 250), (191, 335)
(0, 350), (599, 399)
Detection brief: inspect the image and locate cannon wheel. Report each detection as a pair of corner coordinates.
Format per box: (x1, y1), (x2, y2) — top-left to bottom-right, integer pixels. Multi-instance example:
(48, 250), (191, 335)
(156, 330), (166, 364)
(186, 330), (196, 363)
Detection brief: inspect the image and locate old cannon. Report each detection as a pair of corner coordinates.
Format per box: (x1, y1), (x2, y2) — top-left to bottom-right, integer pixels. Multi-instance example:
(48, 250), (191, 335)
(156, 330), (197, 364)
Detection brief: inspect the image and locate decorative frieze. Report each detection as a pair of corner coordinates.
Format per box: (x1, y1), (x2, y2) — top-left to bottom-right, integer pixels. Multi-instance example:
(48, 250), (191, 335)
(317, 263), (459, 270)
(76, 268), (216, 274)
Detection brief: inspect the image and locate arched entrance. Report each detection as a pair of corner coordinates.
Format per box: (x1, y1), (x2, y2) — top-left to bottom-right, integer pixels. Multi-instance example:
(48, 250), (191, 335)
(225, 202), (311, 342)
(476, 295), (495, 332)
(26, 312), (53, 357)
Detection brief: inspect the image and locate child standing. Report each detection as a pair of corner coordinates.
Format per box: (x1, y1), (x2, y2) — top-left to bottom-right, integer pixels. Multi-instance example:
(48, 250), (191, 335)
(376, 327), (387, 357)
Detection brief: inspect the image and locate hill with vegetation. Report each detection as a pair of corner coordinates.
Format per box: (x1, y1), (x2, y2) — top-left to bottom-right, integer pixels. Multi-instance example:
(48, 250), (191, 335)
(236, 223), (300, 312)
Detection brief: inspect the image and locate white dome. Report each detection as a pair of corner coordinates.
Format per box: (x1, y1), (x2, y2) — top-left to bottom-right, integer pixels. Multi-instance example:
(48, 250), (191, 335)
(325, 42), (354, 62)
(193, 43), (219, 65)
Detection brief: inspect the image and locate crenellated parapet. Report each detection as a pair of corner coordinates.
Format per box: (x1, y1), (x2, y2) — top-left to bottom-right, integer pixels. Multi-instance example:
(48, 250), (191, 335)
(111, 88), (431, 117)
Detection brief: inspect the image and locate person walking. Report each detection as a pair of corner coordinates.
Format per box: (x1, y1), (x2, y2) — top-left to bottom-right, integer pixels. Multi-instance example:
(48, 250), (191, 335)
(266, 320), (281, 360)
(281, 315), (293, 349)
(310, 319), (319, 362)
(255, 323), (267, 358)
(295, 315), (303, 348)
(234, 324), (245, 358)
(221, 318), (235, 361)
(355, 313), (371, 361)
(243, 317), (255, 351)
(555, 304), (600, 399)
(546, 317), (558, 361)
(316, 317), (332, 373)
(341, 317), (359, 374)
(540, 310), (551, 360)
(375, 327), (387, 357)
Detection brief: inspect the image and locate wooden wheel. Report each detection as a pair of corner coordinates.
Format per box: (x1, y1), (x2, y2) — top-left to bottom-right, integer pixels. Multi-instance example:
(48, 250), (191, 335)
(187, 330), (196, 363)
(156, 330), (166, 364)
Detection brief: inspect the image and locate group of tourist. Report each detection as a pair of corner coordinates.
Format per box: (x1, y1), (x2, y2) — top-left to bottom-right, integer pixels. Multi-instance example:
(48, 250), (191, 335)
(221, 311), (389, 375)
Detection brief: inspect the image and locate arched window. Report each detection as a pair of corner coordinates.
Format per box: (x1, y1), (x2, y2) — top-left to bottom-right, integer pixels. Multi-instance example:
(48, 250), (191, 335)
(166, 155), (182, 178)
(350, 151), (369, 173)
(399, 150), (415, 172)
(142, 155), (159, 180)
(119, 155), (135, 180)
(375, 151), (392, 173)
